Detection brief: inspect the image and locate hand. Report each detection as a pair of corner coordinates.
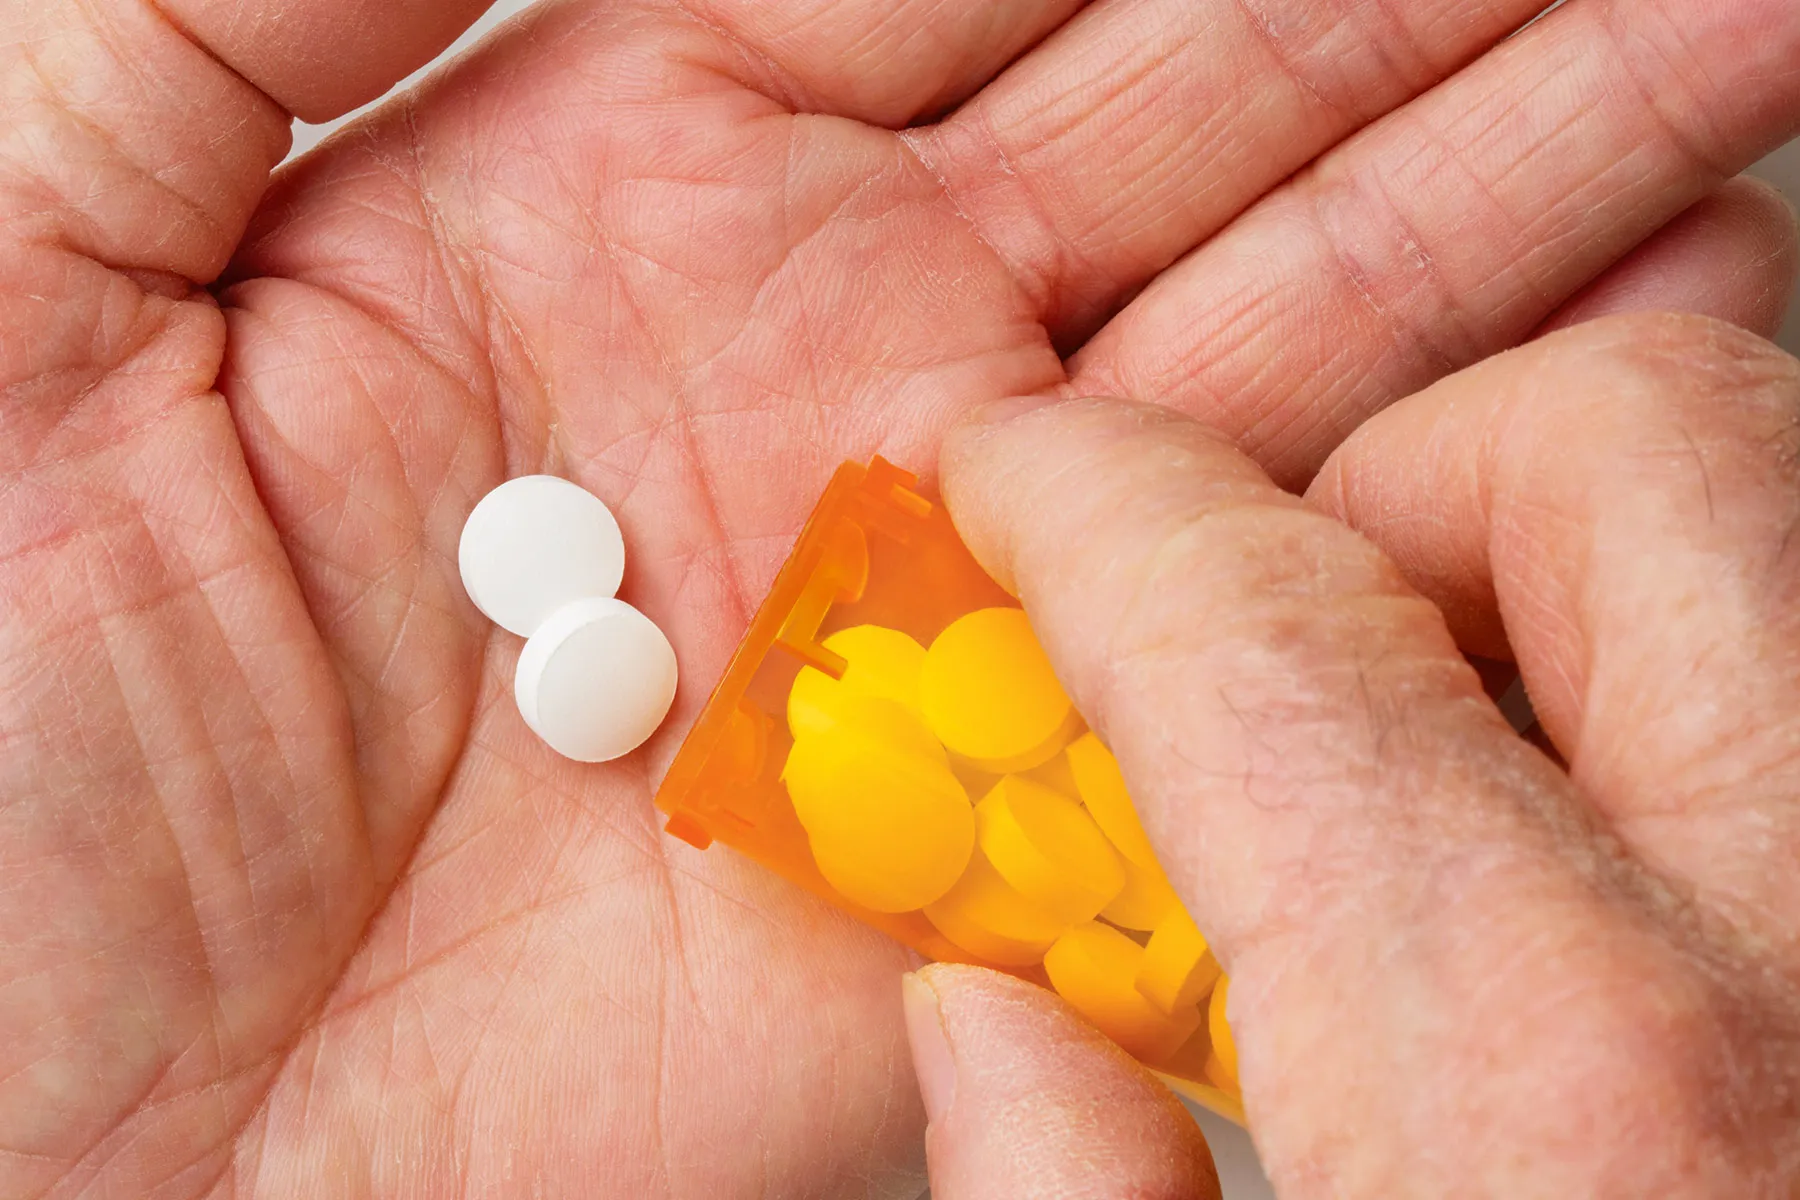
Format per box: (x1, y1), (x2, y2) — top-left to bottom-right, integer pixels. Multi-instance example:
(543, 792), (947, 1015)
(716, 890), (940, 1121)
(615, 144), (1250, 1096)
(920, 311), (1800, 1197)
(2, 0), (1796, 1195)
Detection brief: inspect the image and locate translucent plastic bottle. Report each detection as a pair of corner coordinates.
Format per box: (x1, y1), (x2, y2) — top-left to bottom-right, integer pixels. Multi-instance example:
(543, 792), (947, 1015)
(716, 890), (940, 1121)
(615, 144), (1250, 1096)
(656, 457), (1242, 1123)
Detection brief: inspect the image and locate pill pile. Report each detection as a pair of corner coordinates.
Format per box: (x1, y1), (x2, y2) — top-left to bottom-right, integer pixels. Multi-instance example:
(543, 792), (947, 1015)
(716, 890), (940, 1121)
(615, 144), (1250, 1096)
(781, 607), (1237, 1084)
(458, 476), (677, 762)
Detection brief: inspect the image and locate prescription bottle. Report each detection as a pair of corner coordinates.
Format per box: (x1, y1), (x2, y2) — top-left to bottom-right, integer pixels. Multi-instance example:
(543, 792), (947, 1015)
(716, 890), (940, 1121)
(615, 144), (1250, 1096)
(655, 458), (1242, 1123)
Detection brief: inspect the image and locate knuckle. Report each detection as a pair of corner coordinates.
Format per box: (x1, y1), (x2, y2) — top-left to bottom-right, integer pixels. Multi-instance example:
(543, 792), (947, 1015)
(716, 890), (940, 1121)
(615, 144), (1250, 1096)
(1529, 313), (1800, 511)
(1567, 311), (1800, 420)
(1104, 500), (1419, 679)
(1096, 491), (1479, 813)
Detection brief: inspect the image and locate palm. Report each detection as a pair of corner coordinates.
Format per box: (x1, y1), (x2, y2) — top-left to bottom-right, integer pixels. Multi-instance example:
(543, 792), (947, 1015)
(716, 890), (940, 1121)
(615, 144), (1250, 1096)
(223, 14), (1048, 1194)
(6, 0), (1795, 1194)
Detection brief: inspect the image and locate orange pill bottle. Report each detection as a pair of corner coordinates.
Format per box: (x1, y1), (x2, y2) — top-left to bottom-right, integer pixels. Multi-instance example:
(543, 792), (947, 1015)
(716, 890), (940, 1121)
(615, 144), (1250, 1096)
(656, 458), (1242, 1122)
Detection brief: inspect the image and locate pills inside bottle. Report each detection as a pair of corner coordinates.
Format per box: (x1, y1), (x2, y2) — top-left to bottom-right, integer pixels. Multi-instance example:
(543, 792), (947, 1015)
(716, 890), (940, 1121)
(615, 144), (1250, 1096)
(775, 607), (1224, 1072)
(656, 459), (1242, 1121)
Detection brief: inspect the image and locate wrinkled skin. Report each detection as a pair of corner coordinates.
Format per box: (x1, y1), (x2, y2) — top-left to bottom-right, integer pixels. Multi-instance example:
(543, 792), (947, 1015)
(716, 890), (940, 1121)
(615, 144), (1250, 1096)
(923, 314), (1800, 1198)
(1, 0), (1797, 1196)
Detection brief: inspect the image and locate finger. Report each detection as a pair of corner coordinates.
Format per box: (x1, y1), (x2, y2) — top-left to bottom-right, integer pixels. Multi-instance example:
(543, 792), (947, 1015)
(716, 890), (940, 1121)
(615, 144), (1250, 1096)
(905, 965), (1219, 1200)
(942, 395), (1576, 958)
(2, 0), (282, 288)
(1539, 176), (1799, 338)
(1070, 0), (1800, 487)
(0, 0), (513, 906)
(0, 0), (499, 1182)
(940, 394), (1796, 1192)
(1311, 313), (1800, 955)
(916, 0), (1547, 340)
(160, 0), (497, 121)
(672, 0), (1090, 127)
(3, 0), (501, 289)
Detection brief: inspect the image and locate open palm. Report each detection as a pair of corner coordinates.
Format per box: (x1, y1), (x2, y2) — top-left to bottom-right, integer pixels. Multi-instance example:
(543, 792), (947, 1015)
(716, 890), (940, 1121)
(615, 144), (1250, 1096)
(4, 0), (1797, 1195)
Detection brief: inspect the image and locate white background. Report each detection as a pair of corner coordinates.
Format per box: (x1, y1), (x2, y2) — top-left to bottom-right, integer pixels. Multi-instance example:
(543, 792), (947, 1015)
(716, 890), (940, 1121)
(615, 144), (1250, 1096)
(287, 5), (1800, 1197)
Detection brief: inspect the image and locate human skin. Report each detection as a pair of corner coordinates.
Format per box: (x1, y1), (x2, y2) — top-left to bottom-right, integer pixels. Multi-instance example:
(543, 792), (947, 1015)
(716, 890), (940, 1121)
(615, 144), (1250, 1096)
(1, 0), (1797, 1197)
(920, 313), (1800, 1197)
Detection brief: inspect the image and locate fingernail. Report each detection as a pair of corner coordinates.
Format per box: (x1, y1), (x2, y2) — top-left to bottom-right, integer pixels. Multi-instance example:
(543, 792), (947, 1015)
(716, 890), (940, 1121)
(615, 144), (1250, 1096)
(902, 971), (956, 1125)
(962, 395), (1048, 429)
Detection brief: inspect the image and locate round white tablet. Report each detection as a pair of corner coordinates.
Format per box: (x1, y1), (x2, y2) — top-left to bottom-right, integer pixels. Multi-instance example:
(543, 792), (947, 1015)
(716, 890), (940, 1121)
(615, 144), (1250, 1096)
(459, 475), (625, 637)
(514, 597), (678, 762)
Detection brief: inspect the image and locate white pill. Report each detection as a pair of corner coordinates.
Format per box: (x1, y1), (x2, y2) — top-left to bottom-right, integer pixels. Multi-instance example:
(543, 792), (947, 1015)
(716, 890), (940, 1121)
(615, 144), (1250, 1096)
(514, 597), (678, 762)
(459, 475), (625, 637)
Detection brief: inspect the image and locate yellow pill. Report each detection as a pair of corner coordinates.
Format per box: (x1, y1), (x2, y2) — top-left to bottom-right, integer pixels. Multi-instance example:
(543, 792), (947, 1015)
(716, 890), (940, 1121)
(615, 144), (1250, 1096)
(976, 776), (1124, 925)
(782, 695), (973, 913)
(1019, 747), (1080, 797)
(788, 625), (930, 742)
(1136, 908), (1221, 1016)
(920, 608), (1077, 772)
(924, 843), (1068, 966)
(1066, 732), (1157, 868)
(1068, 735), (1180, 930)
(1044, 922), (1203, 1063)
(1102, 857), (1181, 931)
(1209, 974), (1237, 1084)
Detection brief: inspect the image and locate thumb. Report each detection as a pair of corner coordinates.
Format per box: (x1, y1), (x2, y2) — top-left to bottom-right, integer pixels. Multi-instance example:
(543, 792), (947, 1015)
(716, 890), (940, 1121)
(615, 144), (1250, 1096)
(905, 964), (1220, 1200)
